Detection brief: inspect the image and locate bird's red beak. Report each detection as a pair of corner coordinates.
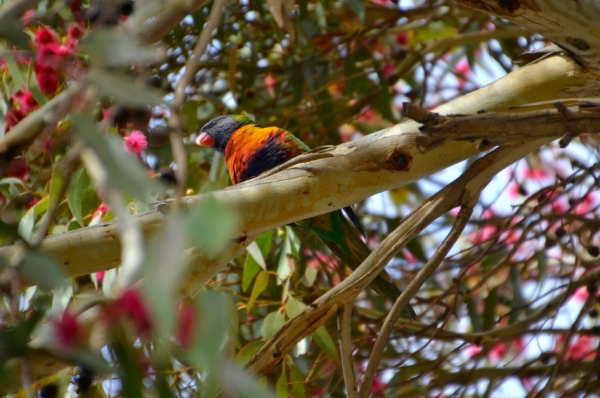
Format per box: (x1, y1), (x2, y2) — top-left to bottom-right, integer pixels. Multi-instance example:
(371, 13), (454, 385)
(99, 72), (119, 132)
(196, 132), (215, 147)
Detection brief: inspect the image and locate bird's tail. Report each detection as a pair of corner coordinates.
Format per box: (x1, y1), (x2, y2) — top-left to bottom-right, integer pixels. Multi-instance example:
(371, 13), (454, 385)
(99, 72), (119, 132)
(320, 215), (417, 319)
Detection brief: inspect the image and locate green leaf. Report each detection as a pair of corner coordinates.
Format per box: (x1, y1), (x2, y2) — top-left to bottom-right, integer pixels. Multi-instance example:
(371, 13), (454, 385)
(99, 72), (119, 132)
(87, 69), (169, 108)
(187, 290), (232, 371)
(346, 0), (365, 23)
(142, 218), (187, 341)
(248, 271), (269, 311)
(0, 178), (25, 187)
(276, 369), (289, 397)
(243, 254), (262, 292)
(186, 195), (238, 257)
(18, 249), (68, 290)
(0, 19), (31, 52)
(536, 252), (547, 283)
(67, 168), (91, 227)
(465, 293), (482, 333)
(510, 266), (527, 323)
(181, 100), (200, 133)
(286, 294), (305, 318)
(4, 51), (25, 88)
(48, 166), (67, 212)
(236, 340), (265, 365)
(482, 250), (507, 267)
(389, 360), (437, 383)
(18, 206), (35, 241)
(312, 326), (338, 361)
(218, 362), (276, 398)
(289, 364), (307, 398)
(482, 286), (499, 330)
(302, 266), (317, 287)
(80, 28), (164, 68)
(247, 241), (266, 270)
(373, 69), (395, 123)
(263, 311), (286, 340)
(405, 238), (427, 262)
(69, 347), (114, 375)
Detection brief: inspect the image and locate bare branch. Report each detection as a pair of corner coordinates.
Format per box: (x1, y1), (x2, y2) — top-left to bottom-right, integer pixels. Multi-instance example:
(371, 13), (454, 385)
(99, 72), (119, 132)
(337, 305), (358, 398)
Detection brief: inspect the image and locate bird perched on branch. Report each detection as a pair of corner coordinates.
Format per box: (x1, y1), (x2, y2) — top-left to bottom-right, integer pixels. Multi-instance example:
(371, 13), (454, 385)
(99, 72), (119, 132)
(196, 115), (416, 318)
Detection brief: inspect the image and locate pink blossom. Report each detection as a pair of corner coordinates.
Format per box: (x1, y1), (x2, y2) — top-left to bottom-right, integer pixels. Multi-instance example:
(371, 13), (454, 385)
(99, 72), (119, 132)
(54, 310), (81, 349)
(34, 27), (58, 46)
(264, 75), (276, 96)
(466, 344), (483, 357)
(176, 302), (197, 347)
(402, 248), (419, 264)
(564, 335), (596, 361)
(489, 343), (506, 361)
(93, 203), (110, 221)
(95, 271), (105, 284)
(124, 130), (148, 155)
(117, 288), (152, 337)
(68, 24), (84, 41)
(396, 32), (408, 46)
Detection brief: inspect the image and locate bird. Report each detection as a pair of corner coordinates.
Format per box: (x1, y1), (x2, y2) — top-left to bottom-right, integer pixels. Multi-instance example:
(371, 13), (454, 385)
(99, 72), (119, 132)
(196, 115), (416, 318)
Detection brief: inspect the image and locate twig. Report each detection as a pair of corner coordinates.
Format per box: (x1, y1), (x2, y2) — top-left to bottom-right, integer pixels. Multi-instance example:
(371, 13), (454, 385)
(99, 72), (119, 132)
(359, 206), (472, 397)
(169, 0), (226, 198)
(29, 143), (83, 247)
(337, 305), (358, 398)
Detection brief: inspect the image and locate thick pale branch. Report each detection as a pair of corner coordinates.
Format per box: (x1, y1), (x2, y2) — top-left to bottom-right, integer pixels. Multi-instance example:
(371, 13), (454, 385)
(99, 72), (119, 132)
(0, 55), (592, 295)
(454, 0), (600, 77)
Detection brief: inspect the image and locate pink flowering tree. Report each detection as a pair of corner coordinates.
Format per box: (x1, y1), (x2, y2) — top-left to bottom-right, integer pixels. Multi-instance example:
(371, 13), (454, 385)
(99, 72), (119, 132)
(1, 0), (600, 396)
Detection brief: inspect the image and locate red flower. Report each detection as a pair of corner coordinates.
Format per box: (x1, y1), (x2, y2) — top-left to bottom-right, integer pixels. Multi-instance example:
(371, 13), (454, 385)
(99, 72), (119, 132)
(489, 343), (507, 361)
(54, 310), (81, 349)
(117, 288), (152, 337)
(124, 130), (148, 155)
(68, 24), (84, 41)
(36, 71), (59, 94)
(395, 32), (408, 46)
(34, 28), (58, 46)
(176, 302), (197, 347)
(4, 158), (30, 179)
(26, 197), (39, 210)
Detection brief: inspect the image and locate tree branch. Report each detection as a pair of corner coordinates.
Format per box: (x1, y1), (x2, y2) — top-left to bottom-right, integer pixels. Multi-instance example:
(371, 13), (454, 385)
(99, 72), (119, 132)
(453, 0), (600, 77)
(0, 55), (592, 290)
(402, 101), (600, 153)
(337, 305), (358, 398)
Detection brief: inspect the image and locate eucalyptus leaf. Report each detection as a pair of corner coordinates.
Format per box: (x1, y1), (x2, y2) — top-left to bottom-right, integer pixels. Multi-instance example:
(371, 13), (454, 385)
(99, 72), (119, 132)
(186, 195), (238, 257)
(262, 311), (285, 340)
(18, 250), (67, 290)
(87, 69), (169, 108)
(80, 28), (165, 68)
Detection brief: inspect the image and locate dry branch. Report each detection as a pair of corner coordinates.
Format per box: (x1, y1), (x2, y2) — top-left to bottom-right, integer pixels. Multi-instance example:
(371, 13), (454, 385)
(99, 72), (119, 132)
(401, 101), (600, 152)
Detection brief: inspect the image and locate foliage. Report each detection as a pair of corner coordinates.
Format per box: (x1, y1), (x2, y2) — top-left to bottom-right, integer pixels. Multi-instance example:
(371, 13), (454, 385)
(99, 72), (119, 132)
(0, 0), (598, 396)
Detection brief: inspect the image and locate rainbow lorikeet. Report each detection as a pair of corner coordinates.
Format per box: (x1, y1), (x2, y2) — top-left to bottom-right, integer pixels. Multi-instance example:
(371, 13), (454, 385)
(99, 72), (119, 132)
(196, 115), (416, 318)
